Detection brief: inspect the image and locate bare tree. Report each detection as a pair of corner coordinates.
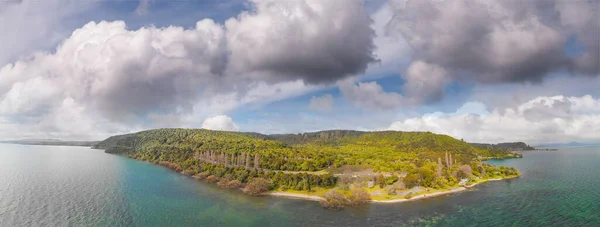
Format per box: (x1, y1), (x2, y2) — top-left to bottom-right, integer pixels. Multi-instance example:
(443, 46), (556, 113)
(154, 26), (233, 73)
(254, 153), (260, 169)
(245, 153), (251, 169)
(437, 157), (443, 177)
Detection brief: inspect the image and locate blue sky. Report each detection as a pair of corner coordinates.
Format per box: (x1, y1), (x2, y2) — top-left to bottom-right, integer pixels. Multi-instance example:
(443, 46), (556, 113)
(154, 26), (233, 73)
(0, 0), (598, 144)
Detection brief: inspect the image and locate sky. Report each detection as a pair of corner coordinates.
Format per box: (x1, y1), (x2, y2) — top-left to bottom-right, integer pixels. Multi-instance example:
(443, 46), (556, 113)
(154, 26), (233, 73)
(0, 0), (598, 145)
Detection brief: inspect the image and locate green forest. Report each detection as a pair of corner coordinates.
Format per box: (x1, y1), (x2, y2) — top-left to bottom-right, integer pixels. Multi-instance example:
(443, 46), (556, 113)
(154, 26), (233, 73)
(93, 128), (521, 205)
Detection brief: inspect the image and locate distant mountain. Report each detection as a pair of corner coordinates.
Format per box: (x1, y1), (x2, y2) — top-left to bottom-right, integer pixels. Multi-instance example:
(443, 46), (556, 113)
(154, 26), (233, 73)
(535, 141), (600, 148)
(470, 142), (535, 151)
(1, 139), (98, 147)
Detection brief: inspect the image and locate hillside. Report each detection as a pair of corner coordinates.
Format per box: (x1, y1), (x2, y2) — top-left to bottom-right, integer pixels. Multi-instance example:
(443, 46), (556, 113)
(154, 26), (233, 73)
(471, 142), (535, 151)
(94, 128), (520, 205)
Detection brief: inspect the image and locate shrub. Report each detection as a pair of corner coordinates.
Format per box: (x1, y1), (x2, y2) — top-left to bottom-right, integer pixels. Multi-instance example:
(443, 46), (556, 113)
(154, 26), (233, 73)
(243, 178), (271, 196)
(320, 190), (348, 210)
(183, 169), (196, 176)
(226, 180), (243, 189)
(404, 192), (413, 199)
(217, 178), (230, 188)
(194, 171), (210, 180)
(158, 161), (182, 172)
(385, 175), (399, 185)
(403, 173), (420, 188)
(205, 175), (218, 183)
(347, 187), (371, 206)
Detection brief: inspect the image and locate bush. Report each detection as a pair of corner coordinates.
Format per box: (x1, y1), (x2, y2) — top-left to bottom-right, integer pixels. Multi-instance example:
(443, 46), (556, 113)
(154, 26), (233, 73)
(404, 192), (413, 199)
(320, 190), (348, 210)
(158, 161), (182, 172)
(217, 178), (230, 188)
(206, 175), (218, 183)
(194, 171), (210, 180)
(183, 169), (196, 176)
(243, 178), (271, 196)
(403, 173), (420, 188)
(385, 175), (399, 185)
(347, 187), (371, 206)
(226, 180), (243, 189)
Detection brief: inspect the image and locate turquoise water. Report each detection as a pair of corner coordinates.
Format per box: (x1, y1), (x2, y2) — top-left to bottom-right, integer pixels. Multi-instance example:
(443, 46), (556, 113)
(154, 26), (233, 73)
(1, 144), (599, 226)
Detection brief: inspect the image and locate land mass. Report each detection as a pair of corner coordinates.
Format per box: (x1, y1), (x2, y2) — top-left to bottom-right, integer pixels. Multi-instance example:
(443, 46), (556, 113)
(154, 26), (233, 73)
(470, 141), (535, 151)
(93, 129), (521, 209)
(1, 139), (98, 147)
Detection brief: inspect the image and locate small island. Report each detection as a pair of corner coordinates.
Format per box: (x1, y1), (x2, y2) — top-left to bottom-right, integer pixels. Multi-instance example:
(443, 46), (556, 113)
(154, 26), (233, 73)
(93, 129), (521, 209)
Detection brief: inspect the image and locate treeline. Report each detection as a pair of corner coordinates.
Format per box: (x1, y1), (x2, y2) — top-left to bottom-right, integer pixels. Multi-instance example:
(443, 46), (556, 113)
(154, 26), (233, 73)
(471, 141), (534, 151)
(95, 129), (521, 173)
(150, 158), (337, 191)
(95, 128), (520, 194)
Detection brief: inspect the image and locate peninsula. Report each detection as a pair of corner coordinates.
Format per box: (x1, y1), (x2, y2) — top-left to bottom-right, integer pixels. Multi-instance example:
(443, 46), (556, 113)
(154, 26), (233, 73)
(93, 129), (521, 209)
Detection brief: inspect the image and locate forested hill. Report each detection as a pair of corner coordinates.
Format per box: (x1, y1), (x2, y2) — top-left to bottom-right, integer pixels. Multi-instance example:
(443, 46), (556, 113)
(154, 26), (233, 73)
(258, 130), (366, 145)
(470, 142), (535, 151)
(94, 128), (520, 172)
(93, 128), (520, 199)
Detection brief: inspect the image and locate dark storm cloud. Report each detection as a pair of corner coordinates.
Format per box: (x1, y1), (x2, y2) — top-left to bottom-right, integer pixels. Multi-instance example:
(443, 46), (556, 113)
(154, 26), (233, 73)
(388, 0), (599, 84)
(225, 0), (377, 84)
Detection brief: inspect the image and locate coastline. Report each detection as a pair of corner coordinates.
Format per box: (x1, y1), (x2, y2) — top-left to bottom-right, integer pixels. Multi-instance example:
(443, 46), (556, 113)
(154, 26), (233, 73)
(113, 151), (520, 205)
(269, 192), (324, 201)
(268, 176), (518, 204)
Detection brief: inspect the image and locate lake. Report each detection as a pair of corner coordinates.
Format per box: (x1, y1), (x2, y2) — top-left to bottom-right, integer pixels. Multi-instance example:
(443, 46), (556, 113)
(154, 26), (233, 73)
(1, 144), (599, 226)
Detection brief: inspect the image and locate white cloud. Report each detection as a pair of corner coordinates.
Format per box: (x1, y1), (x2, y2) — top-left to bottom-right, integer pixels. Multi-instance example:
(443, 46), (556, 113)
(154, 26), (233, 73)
(201, 115), (239, 131)
(0, 0), (376, 139)
(388, 95), (600, 144)
(134, 0), (150, 16)
(308, 94), (334, 112)
(338, 78), (405, 110)
(402, 61), (448, 103)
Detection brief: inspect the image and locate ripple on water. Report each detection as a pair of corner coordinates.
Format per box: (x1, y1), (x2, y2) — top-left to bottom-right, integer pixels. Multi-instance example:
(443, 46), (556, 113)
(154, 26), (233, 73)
(0, 145), (599, 227)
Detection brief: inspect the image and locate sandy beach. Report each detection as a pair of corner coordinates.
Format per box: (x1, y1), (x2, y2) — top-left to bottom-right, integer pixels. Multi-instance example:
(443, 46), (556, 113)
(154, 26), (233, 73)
(370, 187), (466, 203)
(269, 192), (324, 201)
(268, 177), (517, 204)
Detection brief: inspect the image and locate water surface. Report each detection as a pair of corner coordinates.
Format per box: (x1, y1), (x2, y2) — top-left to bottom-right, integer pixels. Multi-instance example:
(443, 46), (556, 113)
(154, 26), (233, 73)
(1, 144), (599, 226)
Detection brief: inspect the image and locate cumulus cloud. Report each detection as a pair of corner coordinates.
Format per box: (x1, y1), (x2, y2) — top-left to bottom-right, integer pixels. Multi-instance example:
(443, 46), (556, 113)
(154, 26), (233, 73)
(225, 0), (376, 84)
(0, 0), (374, 139)
(338, 78), (405, 110)
(201, 115), (239, 131)
(0, 20), (227, 121)
(308, 94), (334, 112)
(388, 95), (600, 144)
(402, 61), (448, 103)
(382, 0), (599, 102)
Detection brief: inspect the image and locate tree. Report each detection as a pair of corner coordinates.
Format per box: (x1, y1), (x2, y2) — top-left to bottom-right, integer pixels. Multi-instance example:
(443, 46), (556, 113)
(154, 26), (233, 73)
(245, 153), (251, 169)
(254, 153), (260, 169)
(320, 190), (348, 210)
(403, 173), (420, 188)
(457, 165), (473, 179)
(205, 175), (218, 183)
(243, 178), (271, 196)
(437, 157), (443, 177)
(376, 174), (386, 188)
(348, 187), (371, 206)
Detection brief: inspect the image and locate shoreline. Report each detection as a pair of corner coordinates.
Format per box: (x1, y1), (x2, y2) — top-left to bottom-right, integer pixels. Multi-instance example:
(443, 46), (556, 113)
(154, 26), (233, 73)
(117, 152), (519, 205)
(268, 176), (518, 204)
(269, 192), (324, 201)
